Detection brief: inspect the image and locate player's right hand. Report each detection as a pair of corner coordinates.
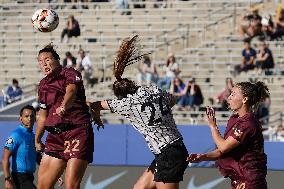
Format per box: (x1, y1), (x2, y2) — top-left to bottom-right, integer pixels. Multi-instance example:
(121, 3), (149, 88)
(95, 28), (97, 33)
(35, 141), (44, 152)
(5, 179), (13, 189)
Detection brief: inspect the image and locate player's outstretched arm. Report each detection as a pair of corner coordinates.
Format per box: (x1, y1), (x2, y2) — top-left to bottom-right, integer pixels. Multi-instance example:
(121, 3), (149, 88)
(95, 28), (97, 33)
(187, 149), (222, 162)
(90, 101), (109, 111)
(54, 84), (78, 117)
(206, 106), (240, 154)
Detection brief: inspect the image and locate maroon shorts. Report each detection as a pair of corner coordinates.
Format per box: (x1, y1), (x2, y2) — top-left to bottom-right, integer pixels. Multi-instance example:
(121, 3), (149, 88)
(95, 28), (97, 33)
(44, 124), (94, 163)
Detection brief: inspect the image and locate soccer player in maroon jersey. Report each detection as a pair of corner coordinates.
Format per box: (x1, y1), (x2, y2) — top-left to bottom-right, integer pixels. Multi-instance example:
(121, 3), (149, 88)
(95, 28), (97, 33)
(35, 44), (93, 189)
(188, 81), (269, 189)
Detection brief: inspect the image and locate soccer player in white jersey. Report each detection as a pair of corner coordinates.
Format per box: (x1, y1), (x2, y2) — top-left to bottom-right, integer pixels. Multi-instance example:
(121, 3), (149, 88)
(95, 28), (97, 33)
(89, 35), (189, 189)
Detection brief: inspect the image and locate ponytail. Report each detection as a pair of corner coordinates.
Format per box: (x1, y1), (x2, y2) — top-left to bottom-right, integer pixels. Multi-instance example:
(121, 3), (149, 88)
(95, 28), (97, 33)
(112, 35), (150, 99)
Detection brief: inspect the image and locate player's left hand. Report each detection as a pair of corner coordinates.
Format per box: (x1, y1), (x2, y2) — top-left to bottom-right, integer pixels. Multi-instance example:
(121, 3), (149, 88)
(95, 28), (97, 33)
(187, 153), (204, 163)
(206, 106), (217, 128)
(88, 103), (104, 131)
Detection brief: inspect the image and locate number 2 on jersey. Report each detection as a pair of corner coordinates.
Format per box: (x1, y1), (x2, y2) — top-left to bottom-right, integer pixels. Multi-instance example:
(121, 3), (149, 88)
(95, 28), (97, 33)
(141, 96), (170, 126)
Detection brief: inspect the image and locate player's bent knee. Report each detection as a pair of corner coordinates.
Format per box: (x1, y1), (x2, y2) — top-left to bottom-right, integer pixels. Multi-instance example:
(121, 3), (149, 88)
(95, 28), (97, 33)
(133, 180), (150, 189)
(133, 182), (144, 189)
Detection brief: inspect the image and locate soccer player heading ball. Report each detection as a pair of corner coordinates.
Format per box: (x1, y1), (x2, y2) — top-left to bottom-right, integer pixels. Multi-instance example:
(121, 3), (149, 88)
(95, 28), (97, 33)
(89, 35), (189, 189)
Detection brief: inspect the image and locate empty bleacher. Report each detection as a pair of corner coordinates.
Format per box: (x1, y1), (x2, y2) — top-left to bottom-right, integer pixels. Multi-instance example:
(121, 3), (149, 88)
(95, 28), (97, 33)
(0, 0), (283, 127)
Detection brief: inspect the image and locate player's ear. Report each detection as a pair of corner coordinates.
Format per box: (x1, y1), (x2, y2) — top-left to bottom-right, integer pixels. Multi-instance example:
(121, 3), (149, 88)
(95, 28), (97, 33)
(242, 97), (248, 104)
(19, 116), (23, 123)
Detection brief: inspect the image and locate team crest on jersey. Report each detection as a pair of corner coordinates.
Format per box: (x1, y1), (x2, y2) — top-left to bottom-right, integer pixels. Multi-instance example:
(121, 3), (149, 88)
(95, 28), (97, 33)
(75, 76), (81, 81)
(6, 138), (14, 145)
(233, 126), (243, 138)
(39, 102), (47, 109)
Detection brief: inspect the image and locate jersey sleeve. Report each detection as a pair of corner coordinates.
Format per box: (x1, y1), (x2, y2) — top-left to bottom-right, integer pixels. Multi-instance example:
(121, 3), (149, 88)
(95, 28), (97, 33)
(106, 99), (130, 116)
(229, 122), (256, 145)
(4, 132), (20, 153)
(38, 81), (47, 110)
(65, 68), (83, 86)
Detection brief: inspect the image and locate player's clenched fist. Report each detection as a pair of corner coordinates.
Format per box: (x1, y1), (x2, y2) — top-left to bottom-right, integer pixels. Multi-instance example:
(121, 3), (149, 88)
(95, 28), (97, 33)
(187, 153), (204, 163)
(87, 101), (104, 131)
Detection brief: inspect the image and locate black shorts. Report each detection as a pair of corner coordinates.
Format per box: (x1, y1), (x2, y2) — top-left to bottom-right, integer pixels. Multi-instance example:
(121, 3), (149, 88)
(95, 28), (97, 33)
(148, 139), (189, 183)
(12, 172), (36, 189)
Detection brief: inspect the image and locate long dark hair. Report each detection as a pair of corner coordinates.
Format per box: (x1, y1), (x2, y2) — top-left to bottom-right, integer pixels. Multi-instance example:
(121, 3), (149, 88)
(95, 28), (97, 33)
(236, 81), (270, 111)
(173, 77), (184, 91)
(166, 53), (176, 67)
(112, 35), (150, 99)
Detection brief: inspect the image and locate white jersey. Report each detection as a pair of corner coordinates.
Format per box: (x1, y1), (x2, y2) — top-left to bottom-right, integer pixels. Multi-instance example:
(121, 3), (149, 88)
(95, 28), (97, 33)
(107, 85), (182, 154)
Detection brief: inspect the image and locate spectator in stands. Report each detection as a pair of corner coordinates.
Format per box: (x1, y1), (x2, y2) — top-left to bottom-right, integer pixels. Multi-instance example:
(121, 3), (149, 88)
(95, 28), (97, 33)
(255, 40), (274, 72)
(133, 0), (145, 8)
(256, 96), (271, 126)
(188, 81), (270, 189)
(154, 0), (167, 8)
(2, 79), (23, 105)
(62, 51), (76, 68)
(157, 53), (180, 90)
(234, 38), (256, 75)
(116, 0), (130, 15)
(276, 125), (284, 141)
(76, 49), (93, 86)
(177, 77), (203, 110)
(214, 77), (234, 111)
(60, 15), (80, 43)
(169, 77), (186, 105)
(271, 3), (284, 40)
(261, 15), (275, 40)
(239, 9), (262, 39)
(68, 0), (89, 9)
(137, 55), (158, 85)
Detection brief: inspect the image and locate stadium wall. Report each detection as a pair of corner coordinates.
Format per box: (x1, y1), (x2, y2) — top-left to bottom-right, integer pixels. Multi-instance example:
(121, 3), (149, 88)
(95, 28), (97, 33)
(0, 121), (283, 170)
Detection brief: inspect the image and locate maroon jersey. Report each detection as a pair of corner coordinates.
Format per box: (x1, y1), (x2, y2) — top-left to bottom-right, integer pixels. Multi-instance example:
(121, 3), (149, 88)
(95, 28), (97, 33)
(38, 66), (91, 127)
(217, 113), (267, 187)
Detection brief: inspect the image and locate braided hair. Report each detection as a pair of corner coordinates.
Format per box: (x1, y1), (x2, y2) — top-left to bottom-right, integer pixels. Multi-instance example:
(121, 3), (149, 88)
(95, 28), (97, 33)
(112, 35), (150, 99)
(235, 81), (270, 112)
